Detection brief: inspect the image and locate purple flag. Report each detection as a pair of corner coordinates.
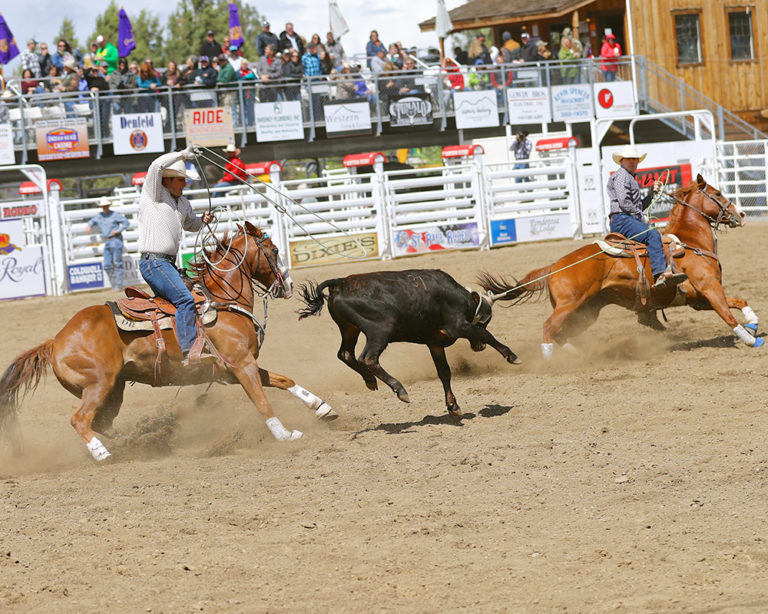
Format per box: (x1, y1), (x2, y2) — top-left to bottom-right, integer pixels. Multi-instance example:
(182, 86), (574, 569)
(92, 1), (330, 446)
(228, 3), (244, 49)
(118, 8), (136, 57)
(0, 14), (20, 65)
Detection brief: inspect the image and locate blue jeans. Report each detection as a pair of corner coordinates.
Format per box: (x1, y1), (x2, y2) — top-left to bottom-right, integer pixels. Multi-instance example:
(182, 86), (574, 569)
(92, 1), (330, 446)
(603, 70), (616, 82)
(139, 254), (197, 353)
(610, 213), (666, 278)
(103, 239), (124, 289)
(514, 162), (530, 183)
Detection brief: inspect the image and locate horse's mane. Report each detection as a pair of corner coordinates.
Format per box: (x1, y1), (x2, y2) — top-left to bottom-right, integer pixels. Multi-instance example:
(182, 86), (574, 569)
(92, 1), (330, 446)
(186, 223), (265, 278)
(674, 181), (700, 199)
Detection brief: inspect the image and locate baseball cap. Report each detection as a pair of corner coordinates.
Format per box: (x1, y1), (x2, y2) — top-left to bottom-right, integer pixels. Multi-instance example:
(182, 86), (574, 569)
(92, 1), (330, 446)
(96, 35), (104, 44)
(262, 21), (270, 28)
(229, 44), (238, 51)
(199, 55), (209, 62)
(606, 33), (616, 39)
(521, 32), (530, 39)
(27, 38), (36, 45)
(206, 30), (214, 36)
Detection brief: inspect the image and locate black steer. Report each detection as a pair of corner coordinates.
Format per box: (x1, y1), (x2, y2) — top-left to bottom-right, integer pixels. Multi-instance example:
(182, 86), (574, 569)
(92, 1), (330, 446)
(298, 269), (521, 416)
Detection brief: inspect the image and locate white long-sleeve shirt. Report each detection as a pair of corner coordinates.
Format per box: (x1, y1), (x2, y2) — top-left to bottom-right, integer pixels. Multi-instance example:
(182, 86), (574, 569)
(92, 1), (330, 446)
(138, 151), (204, 256)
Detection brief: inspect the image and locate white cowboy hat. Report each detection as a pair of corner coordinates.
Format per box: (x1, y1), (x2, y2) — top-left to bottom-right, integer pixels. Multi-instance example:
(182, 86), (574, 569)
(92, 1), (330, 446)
(98, 196), (112, 207)
(224, 143), (239, 153)
(162, 159), (200, 181)
(612, 144), (647, 164)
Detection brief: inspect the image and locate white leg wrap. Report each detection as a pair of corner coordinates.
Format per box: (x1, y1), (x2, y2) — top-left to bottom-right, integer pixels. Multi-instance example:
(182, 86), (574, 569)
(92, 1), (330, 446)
(733, 325), (756, 346)
(265, 416), (302, 441)
(288, 384), (323, 410)
(541, 343), (554, 360)
(742, 306), (758, 325)
(562, 342), (578, 355)
(86, 436), (111, 461)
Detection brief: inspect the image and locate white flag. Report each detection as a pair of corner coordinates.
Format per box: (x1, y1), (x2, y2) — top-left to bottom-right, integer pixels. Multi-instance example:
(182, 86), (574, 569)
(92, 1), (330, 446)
(329, 0), (350, 39)
(436, 0), (453, 39)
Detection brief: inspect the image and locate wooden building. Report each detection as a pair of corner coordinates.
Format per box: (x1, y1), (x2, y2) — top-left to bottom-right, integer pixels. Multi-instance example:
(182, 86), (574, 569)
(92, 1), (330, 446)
(420, 0), (768, 134)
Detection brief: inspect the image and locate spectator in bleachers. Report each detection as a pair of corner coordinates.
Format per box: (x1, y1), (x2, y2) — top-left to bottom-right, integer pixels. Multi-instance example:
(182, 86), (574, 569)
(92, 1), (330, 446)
(216, 52), (239, 123)
(212, 144), (247, 197)
(370, 48), (387, 74)
(179, 55), (198, 85)
(110, 57), (138, 114)
(95, 35), (118, 75)
(332, 63), (356, 100)
(58, 57), (79, 94)
(21, 69), (41, 95)
(501, 32), (519, 62)
(318, 47), (333, 75)
(600, 33), (621, 81)
(468, 59), (490, 90)
(282, 48), (304, 100)
(190, 56), (218, 87)
(302, 41), (324, 114)
(21, 39), (43, 78)
(52, 39), (78, 71)
(518, 32), (539, 62)
(388, 43), (404, 69)
(453, 45), (469, 66)
(326, 32), (345, 69)
(163, 59), (185, 121)
(365, 30), (386, 68)
(236, 57), (256, 126)
(44, 65), (62, 93)
(37, 43), (53, 78)
(200, 30), (223, 61)
(490, 53), (513, 100)
(256, 21), (279, 57)
(137, 60), (162, 113)
(87, 60), (112, 132)
(309, 33), (326, 55)
(256, 44), (282, 102)
(468, 33), (490, 65)
(279, 22), (305, 57)
(226, 44), (244, 72)
(558, 36), (579, 84)
(442, 57), (464, 91)
(397, 56), (421, 95)
(83, 41), (99, 70)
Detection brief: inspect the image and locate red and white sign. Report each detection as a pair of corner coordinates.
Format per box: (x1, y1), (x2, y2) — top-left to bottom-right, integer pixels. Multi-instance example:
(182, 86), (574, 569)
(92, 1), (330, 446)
(535, 137), (579, 153)
(441, 144), (484, 159)
(593, 81), (636, 118)
(184, 107), (235, 147)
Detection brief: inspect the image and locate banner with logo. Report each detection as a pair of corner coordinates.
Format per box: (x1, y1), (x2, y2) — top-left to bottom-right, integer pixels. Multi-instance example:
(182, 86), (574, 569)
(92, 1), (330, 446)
(184, 107), (235, 147)
(290, 232), (378, 267)
(392, 222), (479, 256)
(389, 94), (433, 128)
(35, 119), (90, 161)
(323, 100), (372, 137)
(254, 100), (304, 142)
(0, 123), (14, 165)
(67, 261), (104, 291)
(453, 91), (499, 130)
(507, 87), (551, 124)
(594, 81), (637, 118)
(2, 200), (43, 220)
(490, 213), (572, 246)
(0, 219), (47, 300)
(551, 84), (593, 122)
(112, 112), (164, 155)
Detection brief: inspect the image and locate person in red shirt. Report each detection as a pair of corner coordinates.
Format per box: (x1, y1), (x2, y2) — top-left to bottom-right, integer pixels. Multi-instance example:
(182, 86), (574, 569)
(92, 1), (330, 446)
(600, 33), (622, 81)
(212, 144), (247, 197)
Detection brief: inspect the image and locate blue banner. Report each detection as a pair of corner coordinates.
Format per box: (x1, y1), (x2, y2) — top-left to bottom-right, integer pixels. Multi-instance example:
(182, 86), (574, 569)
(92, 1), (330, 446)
(68, 262), (104, 291)
(490, 219), (517, 245)
(118, 8), (136, 57)
(0, 14), (20, 65)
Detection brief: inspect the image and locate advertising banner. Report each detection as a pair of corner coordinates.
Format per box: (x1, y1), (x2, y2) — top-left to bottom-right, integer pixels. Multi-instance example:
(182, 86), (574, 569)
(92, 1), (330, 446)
(67, 262), (105, 291)
(2, 200), (43, 219)
(184, 107), (235, 147)
(112, 112), (164, 155)
(506, 88), (551, 124)
(389, 94), (433, 128)
(0, 219), (47, 300)
(594, 81), (637, 118)
(254, 100), (304, 142)
(453, 91), (499, 130)
(323, 100), (372, 137)
(392, 222), (479, 256)
(551, 84), (593, 122)
(290, 232), (378, 267)
(0, 123), (14, 165)
(490, 213), (572, 245)
(35, 119), (90, 161)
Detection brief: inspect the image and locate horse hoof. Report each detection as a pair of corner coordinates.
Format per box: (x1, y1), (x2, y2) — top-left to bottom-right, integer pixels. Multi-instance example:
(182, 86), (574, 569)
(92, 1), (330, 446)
(745, 323), (758, 336)
(315, 403), (339, 421)
(397, 391), (410, 403)
(288, 430), (303, 440)
(753, 337), (765, 348)
(508, 355), (522, 365)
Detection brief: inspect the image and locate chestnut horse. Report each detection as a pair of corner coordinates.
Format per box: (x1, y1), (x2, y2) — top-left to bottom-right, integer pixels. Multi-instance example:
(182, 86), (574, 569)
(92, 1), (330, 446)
(479, 175), (762, 358)
(0, 221), (333, 461)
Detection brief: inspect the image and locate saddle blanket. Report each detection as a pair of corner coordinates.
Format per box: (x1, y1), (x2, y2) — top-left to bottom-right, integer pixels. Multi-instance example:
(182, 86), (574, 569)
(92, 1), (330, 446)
(594, 233), (684, 257)
(106, 301), (218, 332)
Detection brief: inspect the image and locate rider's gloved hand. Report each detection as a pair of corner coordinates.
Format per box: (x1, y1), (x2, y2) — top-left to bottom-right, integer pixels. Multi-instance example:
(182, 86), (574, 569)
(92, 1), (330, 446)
(183, 144), (202, 160)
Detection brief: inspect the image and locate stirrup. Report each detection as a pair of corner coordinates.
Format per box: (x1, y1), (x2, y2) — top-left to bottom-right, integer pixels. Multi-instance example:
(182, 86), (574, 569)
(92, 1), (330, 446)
(653, 272), (687, 289)
(181, 352), (217, 367)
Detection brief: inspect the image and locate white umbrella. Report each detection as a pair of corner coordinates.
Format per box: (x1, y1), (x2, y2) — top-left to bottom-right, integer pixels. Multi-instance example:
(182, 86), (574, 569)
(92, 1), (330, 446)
(329, 0), (350, 39)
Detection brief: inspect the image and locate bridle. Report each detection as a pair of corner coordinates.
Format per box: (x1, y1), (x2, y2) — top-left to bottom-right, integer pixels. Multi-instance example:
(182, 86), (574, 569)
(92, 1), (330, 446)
(666, 187), (740, 229)
(250, 233), (287, 299)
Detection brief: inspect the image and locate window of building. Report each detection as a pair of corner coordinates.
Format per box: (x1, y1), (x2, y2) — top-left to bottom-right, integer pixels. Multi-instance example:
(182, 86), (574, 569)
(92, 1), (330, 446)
(728, 10), (754, 60)
(674, 13), (701, 64)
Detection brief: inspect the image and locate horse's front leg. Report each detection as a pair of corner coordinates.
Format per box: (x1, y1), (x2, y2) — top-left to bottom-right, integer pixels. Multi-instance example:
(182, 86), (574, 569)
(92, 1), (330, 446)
(695, 283), (764, 348)
(726, 297), (759, 336)
(232, 357), (302, 441)
(258, 368), (338, 420)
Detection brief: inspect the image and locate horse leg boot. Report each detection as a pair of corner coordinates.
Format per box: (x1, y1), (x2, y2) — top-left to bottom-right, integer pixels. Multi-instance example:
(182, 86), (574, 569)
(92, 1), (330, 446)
(71, 384), (115, 461)
(256, 367), (338, 421)
(428, 345), (461, 417)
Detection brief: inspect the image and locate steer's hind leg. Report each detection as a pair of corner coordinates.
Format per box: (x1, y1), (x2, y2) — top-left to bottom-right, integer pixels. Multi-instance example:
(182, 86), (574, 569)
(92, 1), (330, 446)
(359, 337), (409, 403)
(335, 322), (378, 391)
(427, 345), (461, 417)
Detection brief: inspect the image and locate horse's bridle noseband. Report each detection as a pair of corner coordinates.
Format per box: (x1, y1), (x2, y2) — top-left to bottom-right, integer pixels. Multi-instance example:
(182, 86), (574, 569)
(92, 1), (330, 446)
(667, 187), (740, 228)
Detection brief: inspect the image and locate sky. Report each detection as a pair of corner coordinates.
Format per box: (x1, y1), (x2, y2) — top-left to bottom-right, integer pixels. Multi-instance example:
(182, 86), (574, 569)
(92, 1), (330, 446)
(3, 0), (468, 73)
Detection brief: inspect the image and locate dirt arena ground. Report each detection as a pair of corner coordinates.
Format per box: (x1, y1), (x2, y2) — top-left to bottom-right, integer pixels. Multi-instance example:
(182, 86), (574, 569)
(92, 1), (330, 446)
(2, 222), (768, 613)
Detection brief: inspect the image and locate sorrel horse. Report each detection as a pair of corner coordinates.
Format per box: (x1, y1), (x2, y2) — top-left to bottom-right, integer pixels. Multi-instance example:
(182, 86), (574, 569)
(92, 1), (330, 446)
(479, 174), (761, 358)
(0, 222), (333, 461)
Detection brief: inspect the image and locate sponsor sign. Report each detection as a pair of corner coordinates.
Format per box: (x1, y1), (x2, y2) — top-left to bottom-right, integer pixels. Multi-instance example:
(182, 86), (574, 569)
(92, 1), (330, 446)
(2, 201), (42, 219)
(290, 232), (378, 267)
(491, 213), (572, 245)
(506, 87), (551, 124)
(453, 91), (499, 129)
(0, 219), (46, 300)
(253, 100), (304, 142)
(0, 122), (14, 165)
(67, 262), (104, 291)
(551, 84), (592, 122)
(112, 112), (164, 155)
(323, 100), (372, 137)
(392, 222), (479, 256)
(35, 119), (89, 161)
(389, 93), (433, 128)
(594, 81), (637, 118)
(184, 107), (235, 147)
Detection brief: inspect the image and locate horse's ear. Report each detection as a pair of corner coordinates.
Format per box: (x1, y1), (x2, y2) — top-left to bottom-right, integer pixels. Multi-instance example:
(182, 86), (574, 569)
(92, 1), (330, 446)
(243, 220), (261, 236)
(696, 174), (707, 189)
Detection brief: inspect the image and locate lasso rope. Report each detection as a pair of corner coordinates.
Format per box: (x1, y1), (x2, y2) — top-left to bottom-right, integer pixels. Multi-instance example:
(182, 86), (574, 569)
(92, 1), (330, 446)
(191, 145), (372, 261)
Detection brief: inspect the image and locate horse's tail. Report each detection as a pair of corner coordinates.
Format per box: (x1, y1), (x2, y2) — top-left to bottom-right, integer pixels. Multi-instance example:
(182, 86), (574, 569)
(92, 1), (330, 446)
(0, 340), (53, 441)
(477, 266), (552, 305)
(297, 279), (340, 319)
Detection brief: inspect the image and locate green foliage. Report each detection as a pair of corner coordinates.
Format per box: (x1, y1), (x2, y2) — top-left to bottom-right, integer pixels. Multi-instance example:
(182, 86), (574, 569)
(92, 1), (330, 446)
(128, 10), (165, 65)
(55, 17), (80, 51)
(90, 0), (120, 49)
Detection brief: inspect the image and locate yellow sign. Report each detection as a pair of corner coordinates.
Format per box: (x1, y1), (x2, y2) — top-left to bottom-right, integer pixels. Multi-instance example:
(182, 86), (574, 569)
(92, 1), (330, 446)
(290, 232), (378, 268)
(183, 106), (234, 147)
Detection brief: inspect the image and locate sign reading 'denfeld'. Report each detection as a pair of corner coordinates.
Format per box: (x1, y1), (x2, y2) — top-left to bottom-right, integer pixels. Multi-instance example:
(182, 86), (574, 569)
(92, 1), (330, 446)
(323, 100), (372, 137)
(551, 84), (593, 122)
(0, 219), (47, 300)
(35, 119), (90, 161)
(184, 107), (235, 147)
(392, 223), (479, 256)
(253, 100), (304, 142)
(112, 112), (164, 155)
(453, 90), (499, 129)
